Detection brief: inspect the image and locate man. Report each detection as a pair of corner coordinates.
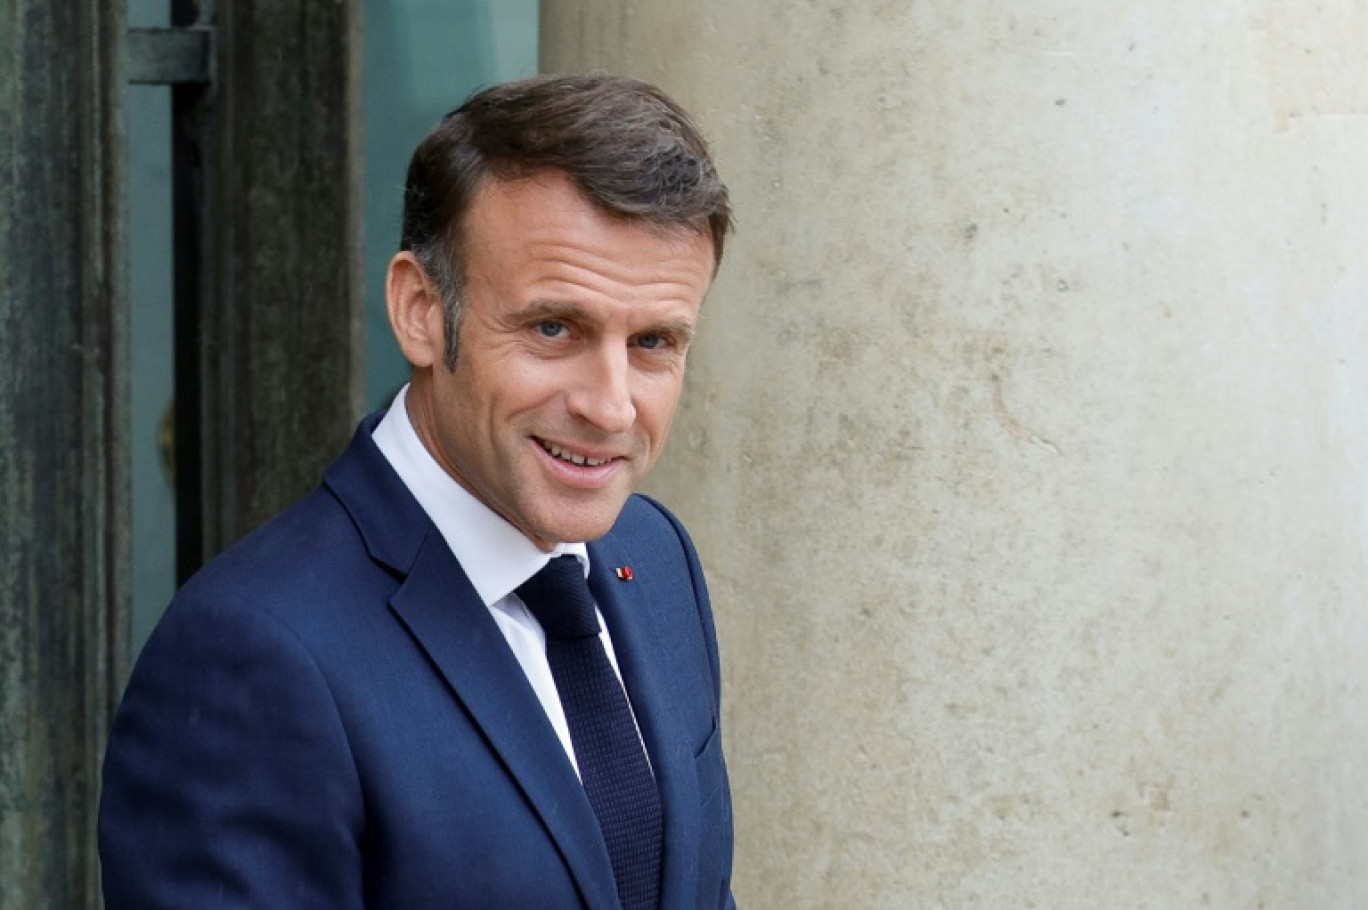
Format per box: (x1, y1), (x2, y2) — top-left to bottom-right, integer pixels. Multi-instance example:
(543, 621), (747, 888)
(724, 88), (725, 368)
(100, 74), (735, 909)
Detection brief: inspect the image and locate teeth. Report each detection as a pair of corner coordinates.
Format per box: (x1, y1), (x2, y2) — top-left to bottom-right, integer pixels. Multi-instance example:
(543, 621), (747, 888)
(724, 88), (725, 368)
(543, 441), (610, 467)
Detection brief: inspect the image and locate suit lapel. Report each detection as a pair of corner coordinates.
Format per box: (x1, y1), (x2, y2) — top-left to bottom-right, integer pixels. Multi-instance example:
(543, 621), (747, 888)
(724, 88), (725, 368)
(388, 531), (621, 910)
(588, 534), (702, 910)
(326, 422), (620, 910)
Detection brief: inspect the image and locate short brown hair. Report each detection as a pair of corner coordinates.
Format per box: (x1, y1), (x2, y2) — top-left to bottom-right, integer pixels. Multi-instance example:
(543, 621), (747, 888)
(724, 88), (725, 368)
(400, 73), (733, 367)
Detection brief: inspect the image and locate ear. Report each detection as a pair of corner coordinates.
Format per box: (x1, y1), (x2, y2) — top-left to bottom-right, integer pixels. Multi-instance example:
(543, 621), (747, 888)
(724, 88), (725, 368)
(386, 251), (446, 369)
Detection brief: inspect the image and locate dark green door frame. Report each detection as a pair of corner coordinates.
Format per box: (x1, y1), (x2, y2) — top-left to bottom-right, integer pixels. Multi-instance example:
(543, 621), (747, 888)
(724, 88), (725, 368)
(142, 0), (365, 580)
(0, 2), (129, 906)
(0, 1), (361, 904)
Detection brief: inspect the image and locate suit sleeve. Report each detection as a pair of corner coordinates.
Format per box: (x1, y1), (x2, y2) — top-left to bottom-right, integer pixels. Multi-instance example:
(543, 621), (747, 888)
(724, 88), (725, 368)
(99, 595), (365, 909)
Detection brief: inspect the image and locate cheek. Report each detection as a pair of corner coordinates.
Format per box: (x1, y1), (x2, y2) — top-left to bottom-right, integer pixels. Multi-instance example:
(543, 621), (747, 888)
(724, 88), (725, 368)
(640, 381), (686, 439)
(503, 359), (571, 405)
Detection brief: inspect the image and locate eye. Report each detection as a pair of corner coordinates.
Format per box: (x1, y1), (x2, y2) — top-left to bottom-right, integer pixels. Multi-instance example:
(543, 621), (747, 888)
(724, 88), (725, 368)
(535, 320), (567, 339)
(634, 332), (667, 351)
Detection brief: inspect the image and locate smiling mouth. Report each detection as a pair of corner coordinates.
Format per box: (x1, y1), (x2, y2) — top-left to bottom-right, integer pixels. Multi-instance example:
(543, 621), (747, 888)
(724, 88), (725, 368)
(538, 439), (613, 467)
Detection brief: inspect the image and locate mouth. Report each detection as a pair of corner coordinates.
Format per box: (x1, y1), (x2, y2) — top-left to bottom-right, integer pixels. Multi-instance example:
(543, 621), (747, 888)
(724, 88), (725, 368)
(536, 438), (615, 468)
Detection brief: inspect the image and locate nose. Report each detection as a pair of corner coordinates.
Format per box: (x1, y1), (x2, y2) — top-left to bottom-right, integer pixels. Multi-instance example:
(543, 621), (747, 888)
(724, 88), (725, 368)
(566, 344), (636, 434)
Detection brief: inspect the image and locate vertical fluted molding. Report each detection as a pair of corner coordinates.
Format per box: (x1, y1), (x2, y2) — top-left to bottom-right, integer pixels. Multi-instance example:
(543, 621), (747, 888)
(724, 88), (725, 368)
(0, 1), (130, 906)
(194, 0), (365, 563)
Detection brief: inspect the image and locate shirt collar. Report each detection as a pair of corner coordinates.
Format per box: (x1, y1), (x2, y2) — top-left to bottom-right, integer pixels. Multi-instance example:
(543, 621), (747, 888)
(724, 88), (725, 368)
(370, 384), (590, 606)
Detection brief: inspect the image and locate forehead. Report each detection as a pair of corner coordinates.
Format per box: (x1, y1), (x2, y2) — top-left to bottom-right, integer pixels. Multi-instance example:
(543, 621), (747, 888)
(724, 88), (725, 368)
(461, 172), (715, 290)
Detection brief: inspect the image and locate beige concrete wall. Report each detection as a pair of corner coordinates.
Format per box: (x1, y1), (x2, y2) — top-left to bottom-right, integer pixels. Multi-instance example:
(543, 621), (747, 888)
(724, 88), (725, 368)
(542, 4), (1368, 907)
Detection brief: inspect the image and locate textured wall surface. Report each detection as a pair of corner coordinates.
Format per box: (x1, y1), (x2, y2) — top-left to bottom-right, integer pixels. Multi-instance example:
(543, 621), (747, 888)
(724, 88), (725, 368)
(0, 1), (128, 907)
(543, 3), (1368, 907)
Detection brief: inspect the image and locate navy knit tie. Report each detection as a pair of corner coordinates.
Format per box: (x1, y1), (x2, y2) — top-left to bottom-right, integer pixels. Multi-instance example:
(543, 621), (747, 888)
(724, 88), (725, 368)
(517, 556), (663, 910)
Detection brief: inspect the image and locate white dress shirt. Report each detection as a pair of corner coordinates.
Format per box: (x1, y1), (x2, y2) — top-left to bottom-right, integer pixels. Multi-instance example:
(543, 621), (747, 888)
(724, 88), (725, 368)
(371, 384), (633, 776)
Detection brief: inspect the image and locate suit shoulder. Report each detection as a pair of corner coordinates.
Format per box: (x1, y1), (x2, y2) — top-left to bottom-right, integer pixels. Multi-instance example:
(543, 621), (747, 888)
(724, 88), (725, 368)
(614, 493), (694, 548)
(169, 485), (389, 633)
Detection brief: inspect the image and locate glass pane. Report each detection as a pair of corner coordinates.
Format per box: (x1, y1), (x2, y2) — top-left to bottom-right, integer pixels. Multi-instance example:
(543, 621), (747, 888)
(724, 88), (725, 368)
(127, 0), (176, 656)
(362, 0), (539, 410)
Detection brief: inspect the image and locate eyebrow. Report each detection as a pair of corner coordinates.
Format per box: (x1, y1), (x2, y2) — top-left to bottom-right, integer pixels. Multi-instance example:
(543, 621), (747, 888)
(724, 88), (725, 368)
(642, 319), (697, 346)
(509, 300), (588, 323)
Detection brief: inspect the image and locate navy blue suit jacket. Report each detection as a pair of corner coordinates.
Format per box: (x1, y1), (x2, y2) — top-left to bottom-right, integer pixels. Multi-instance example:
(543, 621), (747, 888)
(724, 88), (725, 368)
(100, 415), (735, 909)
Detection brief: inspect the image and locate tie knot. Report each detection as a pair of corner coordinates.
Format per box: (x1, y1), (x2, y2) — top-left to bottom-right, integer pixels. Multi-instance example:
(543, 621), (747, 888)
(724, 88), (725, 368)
(516, 555), (600, 640)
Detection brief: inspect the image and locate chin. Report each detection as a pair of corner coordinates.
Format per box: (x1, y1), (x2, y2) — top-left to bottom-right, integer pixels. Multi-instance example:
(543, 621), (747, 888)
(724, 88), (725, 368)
(540, 511), (622, 546)
(533, 492), (634, 543)
(555, 521), (615, 545)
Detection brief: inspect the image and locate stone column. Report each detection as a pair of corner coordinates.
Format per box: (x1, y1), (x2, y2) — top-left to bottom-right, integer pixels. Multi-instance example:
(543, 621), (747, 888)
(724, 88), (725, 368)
(544, 3), (1368, 907)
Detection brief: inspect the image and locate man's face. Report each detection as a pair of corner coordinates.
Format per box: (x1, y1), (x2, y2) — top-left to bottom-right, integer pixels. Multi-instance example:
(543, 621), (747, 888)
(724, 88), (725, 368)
(404, 171), (715, 550)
